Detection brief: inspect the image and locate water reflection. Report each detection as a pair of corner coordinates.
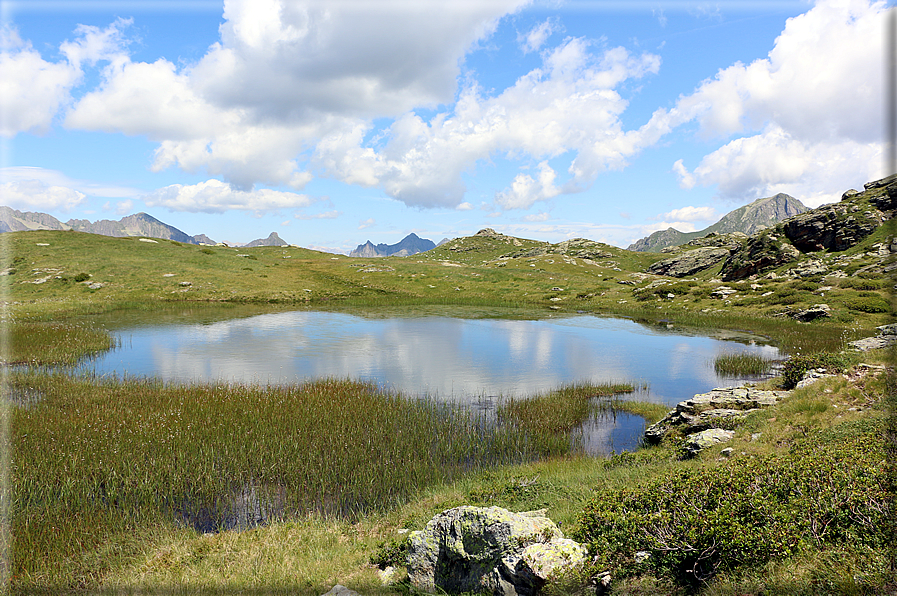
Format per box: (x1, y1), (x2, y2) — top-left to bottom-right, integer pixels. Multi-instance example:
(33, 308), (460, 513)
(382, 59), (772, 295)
(87, 308), (780, 408)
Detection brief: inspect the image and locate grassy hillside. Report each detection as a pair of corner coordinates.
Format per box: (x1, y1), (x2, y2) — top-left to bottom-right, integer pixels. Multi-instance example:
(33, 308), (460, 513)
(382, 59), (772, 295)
(2, 222), (891, 355)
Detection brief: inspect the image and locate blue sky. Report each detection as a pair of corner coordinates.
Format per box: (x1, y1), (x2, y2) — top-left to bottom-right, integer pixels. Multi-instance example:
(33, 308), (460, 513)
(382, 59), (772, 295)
(0, 0), (890, 252)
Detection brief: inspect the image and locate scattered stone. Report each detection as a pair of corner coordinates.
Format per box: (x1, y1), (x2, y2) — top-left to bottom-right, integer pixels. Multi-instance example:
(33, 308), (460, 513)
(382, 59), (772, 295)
(179, 281), (192, 287)
(684, 428), (735, 456)
(320, 585), (361, 596)
(711, 286), (738, 299)
(791, 304), (831, 322)
(848, 324), (897, 351)
(645, 386), (789, 443)
(35, 243), (50, 246)
(720, 447), (734, 457)
(138, 238), (158, 243)
(796, 368), (833, 388)
(162, 273), (175, 277)
(407, 506), (586, 596)
(789, 260), (828, 278)
(87, 282), (104, 290)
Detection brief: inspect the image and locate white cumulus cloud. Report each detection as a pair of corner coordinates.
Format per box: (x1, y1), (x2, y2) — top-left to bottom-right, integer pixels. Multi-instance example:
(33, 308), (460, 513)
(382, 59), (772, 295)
(671, 0), (887, 201)
(1, 179), (86, 211)
(518, 18), (561, 54)
(661, 205), (716, 222)
(142, 179), (315, 213)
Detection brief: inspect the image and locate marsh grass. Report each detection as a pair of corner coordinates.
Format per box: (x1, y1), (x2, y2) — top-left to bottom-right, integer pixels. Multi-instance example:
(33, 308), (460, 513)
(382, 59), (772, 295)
(496, 382), (637, 435)
(5, 321), (116, 365)
(9, 372), (638, 590)
(713, 353), (775, 377)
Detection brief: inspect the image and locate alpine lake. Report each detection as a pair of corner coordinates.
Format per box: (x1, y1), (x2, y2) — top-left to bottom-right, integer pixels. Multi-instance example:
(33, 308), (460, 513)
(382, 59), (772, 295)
(77, 304), (782, 456)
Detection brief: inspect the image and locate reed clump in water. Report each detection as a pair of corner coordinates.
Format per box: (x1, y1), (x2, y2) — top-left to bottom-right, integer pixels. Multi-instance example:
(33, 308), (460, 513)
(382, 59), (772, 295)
(497, 382), (638, 435)
(713, 352), (775, 377)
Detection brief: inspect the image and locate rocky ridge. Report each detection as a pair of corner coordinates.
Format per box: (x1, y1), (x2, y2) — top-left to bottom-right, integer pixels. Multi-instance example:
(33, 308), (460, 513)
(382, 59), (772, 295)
(0, 207), (215, 245)
(349, 233), (436, 257)
(629, 193), (806, 252)
(643, 174), (896, 281)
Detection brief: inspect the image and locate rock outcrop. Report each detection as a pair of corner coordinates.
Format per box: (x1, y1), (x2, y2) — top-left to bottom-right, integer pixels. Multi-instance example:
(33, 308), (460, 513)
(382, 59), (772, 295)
(782, 204), (880, 252)
(644, 386), (790, 444)
(848, 323), (897, 351)
(407, 506), (586, 595)
(647, 247), (730, 278)
(684, 428), (735, 457)
(719, 234), (801, 281)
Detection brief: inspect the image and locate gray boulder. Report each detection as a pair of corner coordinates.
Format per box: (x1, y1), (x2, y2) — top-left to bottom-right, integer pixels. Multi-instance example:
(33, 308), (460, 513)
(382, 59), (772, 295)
(407, 506), (586, 595)
(791, 304), (831, 322)
(684, 428), (735, 456)
(647, 247), (730, 278)
(645, 386), (789, 444)
(320, 586), (361, 596)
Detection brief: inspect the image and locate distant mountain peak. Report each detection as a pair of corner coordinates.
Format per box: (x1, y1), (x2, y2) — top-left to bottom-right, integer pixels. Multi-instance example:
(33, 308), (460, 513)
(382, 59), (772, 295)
(350, 233), (436, 257)
(628, 193), (807, 252)
(245, 232), (289, 247)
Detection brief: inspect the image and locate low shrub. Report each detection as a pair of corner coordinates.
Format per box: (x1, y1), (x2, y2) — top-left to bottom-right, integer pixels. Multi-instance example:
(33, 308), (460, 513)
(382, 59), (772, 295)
(839, 278), (883, 290)
(842, 295), (890, 313)
(780, 352), (853, 390)
(73, 272), (90, 282)
(574, 420), (889, 589)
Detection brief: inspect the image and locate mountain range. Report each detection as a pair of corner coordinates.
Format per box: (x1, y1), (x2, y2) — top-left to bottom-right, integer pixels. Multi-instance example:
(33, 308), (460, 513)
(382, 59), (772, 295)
(0, 207), (291, 248)
(349, 233), (436, 257)
(628, 193), (808, 252)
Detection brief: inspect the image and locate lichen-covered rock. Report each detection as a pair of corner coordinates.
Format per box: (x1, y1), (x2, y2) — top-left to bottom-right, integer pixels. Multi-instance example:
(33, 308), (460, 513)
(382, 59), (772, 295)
(645, 386), (789, 443)
(487, 539), (587, 595)
(684, 428), (735, 456)
(407, 506), (583, 595)
(647, 247), (730, 278)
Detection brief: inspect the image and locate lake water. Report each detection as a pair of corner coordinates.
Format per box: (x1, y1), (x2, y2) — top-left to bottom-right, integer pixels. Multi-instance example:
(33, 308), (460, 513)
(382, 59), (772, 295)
(83, 306), (781, 454)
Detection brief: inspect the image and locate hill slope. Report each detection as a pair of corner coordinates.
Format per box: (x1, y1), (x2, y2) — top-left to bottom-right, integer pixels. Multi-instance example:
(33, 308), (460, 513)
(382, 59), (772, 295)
(629, 193), (807, 252)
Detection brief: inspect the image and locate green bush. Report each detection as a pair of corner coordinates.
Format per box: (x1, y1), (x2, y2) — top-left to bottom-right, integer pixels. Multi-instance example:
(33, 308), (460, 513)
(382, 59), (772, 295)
(789, 280), (820, 292)
(574, 420), (889, 588)
(780, 352), (853, 390)
(843, 296), (890, 313)
(200, 248), (214, 255)
(839, 278), (883, 290)
(72, 272), (90, 282)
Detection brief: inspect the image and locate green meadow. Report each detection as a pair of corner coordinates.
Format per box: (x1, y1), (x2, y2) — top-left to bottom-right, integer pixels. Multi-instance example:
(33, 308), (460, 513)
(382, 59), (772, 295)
(1, 228), (894, 594)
